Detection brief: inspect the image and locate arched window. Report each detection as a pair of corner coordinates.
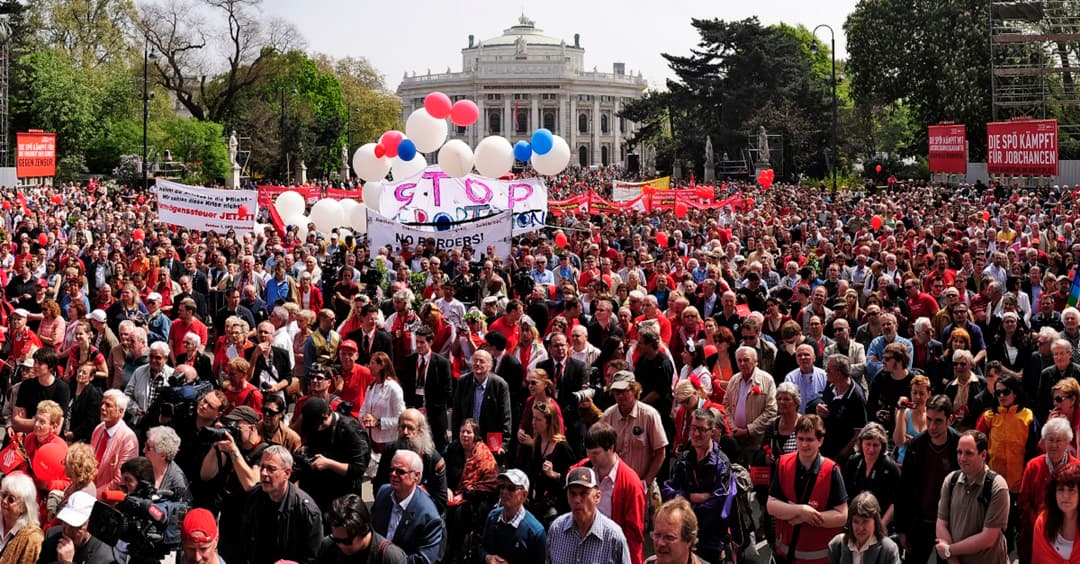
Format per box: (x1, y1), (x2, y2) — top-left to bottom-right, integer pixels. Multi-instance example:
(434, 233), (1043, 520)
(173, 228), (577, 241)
(579, 113), (588, 133)
(543, 111), (556, 131)
(601, 114), (609, 134)
(578, 146), (589, 167)
(601, 145), (609, 166)
(488, 112), (501, 135)
(516, 110), (528, 133)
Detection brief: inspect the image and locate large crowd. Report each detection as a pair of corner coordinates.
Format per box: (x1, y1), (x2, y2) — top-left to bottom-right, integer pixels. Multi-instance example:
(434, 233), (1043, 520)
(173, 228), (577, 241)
(0, 172), (1075, 564)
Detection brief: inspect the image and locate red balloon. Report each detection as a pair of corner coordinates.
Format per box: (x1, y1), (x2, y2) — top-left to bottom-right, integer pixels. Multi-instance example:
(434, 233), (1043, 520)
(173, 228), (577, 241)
(373, 144), (386, 159)
(982, 210), (990, 221)
(50, 195), (62, 204)
(37, 233), (48, 246)
(2, 201), (10, 210)
(133, 228), (145, 241)
(239, 205), (249, 217)
(450, 100), (479, 126)
(554, 232), (568, 249)
(675, 203), (689, 218)
(378, 130), (405, 158)
(137, 196), (146, 205)
(870, 215), (883, 230)
(424, 92), (453, 119)
(875, 164), (883, 173)
(766, 169), (774, 180)
(656, 232), (669, 247)
(31, 442), (67, 484)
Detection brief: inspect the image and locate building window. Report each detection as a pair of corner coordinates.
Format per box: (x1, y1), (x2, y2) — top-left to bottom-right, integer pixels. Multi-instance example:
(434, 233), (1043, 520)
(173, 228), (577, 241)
(579, 113), (588, 133)
(601, 145), (609, 166)
(619, 117), (626, 133)
(601, 114), (609, 134)
(457, 125), (467, 136)
(516, 109), (528, 134)
(514, 93), (530, 100)
(543, 111), (556, 131)
(487, 94), (502, 101)
(578, 146), (589, 167)
(489, 112), (501, 135)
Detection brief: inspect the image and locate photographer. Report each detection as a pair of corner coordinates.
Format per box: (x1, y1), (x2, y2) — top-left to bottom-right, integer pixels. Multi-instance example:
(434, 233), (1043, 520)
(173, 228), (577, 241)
(174, 387), (226, 509)
(199, 406), (266, 563)
(297, 398), (371, 513)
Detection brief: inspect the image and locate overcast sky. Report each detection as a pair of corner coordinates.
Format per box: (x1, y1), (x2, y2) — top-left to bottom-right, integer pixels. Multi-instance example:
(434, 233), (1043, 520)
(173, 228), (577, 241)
(259, 0), (858, 92)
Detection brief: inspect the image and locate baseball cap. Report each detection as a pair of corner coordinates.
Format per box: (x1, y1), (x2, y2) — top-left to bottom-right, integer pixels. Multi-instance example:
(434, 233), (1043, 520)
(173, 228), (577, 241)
(224, 405), (259, 425)
(181, 508), (219, 544)
(12, 308), (27, 318)
(300, 398), (330, 434)
(498, 469), (530, 491)
(338, 339), (358, 352)
(56, 491), (95, 527)
(35, 279), (48, 288)
(88, 309), (107, 323)
(609, 370), (636, 391)
(147, 292), (162, 303)
(565, 467), (599, 489)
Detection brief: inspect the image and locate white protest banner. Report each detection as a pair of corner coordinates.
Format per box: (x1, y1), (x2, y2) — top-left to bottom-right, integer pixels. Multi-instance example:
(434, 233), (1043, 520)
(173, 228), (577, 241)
(156, 179), (257, 234)
(366, 209), (513, 258)
(377, 165), (547, 234)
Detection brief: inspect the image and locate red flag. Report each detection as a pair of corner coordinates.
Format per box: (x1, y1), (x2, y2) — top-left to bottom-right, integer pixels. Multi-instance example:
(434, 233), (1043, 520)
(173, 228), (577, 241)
(689, 172), (696, 189)
(266, 202), (286, 238)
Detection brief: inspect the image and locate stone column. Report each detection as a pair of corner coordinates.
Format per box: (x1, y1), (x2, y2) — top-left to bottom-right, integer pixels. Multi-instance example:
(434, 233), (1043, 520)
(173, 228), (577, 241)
(503, 97), (512, 138)
(475, 100), (485, 145)
(613, 99), (622, 166)
(569, 96), (577, 154)
(592, 99), (601, 166)
(531, 97), (539, 134)
(560, 95), (569, 139)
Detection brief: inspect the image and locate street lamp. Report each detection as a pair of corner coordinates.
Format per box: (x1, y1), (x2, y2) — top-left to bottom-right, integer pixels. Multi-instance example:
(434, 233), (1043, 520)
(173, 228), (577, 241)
(143, 33), (157, 190)
(811, 24), (838, 193)
(280, 87), (288, 182)
(347, 106), (361, 180)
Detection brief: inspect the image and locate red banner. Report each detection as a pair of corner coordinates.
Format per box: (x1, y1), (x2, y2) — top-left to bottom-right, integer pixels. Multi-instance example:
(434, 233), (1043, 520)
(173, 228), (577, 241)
(928, 124), (967, 174)
(16, 132), (56, 178)
(987, 119), (1058, 176)
(256, 185), (319, 208)
(325, 188), (362, 201)
(548, 194), (589, 216)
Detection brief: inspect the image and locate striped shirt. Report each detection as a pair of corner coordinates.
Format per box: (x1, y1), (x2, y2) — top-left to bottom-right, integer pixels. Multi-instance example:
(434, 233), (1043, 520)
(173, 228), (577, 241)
(546, 510), (630, 564)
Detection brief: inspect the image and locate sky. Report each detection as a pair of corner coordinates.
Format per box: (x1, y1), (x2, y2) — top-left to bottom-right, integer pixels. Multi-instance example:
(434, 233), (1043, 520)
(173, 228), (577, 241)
(259, 0), (859, 92)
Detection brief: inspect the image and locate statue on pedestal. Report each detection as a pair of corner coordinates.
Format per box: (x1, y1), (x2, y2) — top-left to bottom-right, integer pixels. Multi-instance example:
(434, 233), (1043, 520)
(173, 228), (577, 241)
(228, 130), (239, 167)
(704, 136), (715, 183)
(757, 126), (770, 166)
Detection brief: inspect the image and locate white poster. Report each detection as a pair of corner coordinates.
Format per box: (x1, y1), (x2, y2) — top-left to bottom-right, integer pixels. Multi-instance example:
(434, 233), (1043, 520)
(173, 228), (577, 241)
(377, 165), (546, 234)
(156, 179), (257, 234)
(366, 209), (513, 258)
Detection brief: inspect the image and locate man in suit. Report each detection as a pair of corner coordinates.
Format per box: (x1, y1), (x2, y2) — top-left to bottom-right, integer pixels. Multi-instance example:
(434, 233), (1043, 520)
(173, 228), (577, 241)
(92, 389), (140, 491)
(484, 331), (524, 424)
(173, 274), (209, 321)
(724, 346), (779, 466)
(537, 333), (590, 448)
(452, 349), (512, 455)
(346, 304), (394, 367)
(372, 449), (444, 564)
(400, 327), (452, 452)
(214, 287), (257, 341)
(248, 321), (294, 403)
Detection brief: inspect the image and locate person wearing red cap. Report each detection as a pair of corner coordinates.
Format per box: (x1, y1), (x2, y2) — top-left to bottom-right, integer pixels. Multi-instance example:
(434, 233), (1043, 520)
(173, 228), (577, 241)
(182, 508), (222, 564)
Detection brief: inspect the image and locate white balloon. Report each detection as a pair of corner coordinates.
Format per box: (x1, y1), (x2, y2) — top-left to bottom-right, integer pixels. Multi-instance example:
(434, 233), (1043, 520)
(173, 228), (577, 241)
(438, 140), (474, 178)
(309, 199), (345, 233)
(473, 136), (514, 178)
(349, 204), (368, 233)
(531, 135), (571, 175)
(391, 154), (428, 181)
(284, 213), (309, 241)
(274, 190), (305, 218)
(339, 198), (360, 219)
(352, 143), (390, 182)
(405, 109), (448, 153)
(362, 181), (383, 211)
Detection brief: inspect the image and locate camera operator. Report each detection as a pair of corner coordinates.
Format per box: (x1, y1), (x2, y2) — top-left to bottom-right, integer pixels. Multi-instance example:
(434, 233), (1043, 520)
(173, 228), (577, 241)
(39, 491), (116, 564)
(199, 406), (266, 563)
(248, 321), (294, 404)
(173, 387), (227, 509)
(296, 397), (371, 512)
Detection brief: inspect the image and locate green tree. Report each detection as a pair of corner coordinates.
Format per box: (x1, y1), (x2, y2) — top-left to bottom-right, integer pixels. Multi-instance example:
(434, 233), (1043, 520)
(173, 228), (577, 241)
(28, 0), (136, 70)
(158, 117), (229, 184)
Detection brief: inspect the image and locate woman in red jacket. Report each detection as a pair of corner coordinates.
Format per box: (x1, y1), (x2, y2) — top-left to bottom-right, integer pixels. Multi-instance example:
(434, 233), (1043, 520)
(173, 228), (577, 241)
(1033, 461), (1080, 563)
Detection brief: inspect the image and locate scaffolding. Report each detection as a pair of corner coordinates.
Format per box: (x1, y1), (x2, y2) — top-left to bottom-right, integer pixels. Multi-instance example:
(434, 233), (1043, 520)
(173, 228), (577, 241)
(990, 0), (1080, 138)
(0, 38), (9, 168)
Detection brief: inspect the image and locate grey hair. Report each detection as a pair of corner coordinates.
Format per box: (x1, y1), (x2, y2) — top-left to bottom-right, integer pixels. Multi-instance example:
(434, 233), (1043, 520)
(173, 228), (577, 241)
(394, 449), (424, 473)
(952, 349), (974, 364)
(397, 409), (435, 455)
(735, 346), (758, 362)
(272, 306), (289, 325)
(776, 381), (802, 407)
(1053, 339), (1075, 354)
(262, 445), (294, 470)
(183, 332), (202, 347)
(148, 340), (170, 357)
(1, 473), (38, 528)
(913, 317), (933, 334)
(146, 426), (182, 461)
(826, 354), (851, 378)
(104, 388), (129, 412)
(1043, 416), (1075, 443)
(1039, 327), (1062, 342)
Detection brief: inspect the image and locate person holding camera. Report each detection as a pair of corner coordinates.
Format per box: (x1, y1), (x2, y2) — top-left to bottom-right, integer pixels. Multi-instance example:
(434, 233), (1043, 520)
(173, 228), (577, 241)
(298, 397), (372, 513)
(123, 341), (174, 429)
(199, 405), (266, 564)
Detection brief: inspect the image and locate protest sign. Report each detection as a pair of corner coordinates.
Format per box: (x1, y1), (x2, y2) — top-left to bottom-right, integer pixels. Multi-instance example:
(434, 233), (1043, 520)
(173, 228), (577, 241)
(928, 124), (967, 174)
(156, 179), (257, 233)
(16, 132), (56, 178)
(987, 119), (1058, 176)
(366, 209), (513, 258)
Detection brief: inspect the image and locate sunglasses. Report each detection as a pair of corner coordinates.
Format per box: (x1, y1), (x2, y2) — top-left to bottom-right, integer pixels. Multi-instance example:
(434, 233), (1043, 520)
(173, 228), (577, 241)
(390, 467), (413, 476)
(1054, 396), (1071, 403)
(995, 389), (1013, 397)
(330, 534), (356, 545)
(310, 374), (330, 381)
(262, 409), (281, 416)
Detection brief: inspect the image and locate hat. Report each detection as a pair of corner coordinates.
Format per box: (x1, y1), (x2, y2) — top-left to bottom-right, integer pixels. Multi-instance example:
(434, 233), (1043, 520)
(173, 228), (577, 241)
(181, 508), (219, 544)
(88, 309), (107, 323)
(498, 469), (530, 491)
(19, 357), (32, 368)
(224, 405), (259, 425)
(300, 398), (330, 433)
(484, 331), (508, 351)
(609, 370), (636, 391)
(56, 491), (95, 527)
(147, 292), (162, 302)
(339, 339), (358, 352)
(565, 467), (599, 489)
(330, 233), (339, 239)
(35, 279), (48, 288)
(11, 308), (27, 318)
(520, 315), (536, 329)
(482, 295), (500, 306)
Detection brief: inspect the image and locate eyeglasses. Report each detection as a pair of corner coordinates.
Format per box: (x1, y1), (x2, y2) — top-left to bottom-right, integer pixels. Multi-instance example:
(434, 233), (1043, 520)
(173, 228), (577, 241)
(954, 361), (970, 367)
(390, 467), (414, 476)
(331, 534), (356, 545)
(1054, 396), (1071, 403)
(995, 388), (1013, 397)
(310, 374), (330, 381)
(526, 380), (538, 386)
(690, 425), (712, 435)
(149, 354), (166, 360)
(0, 493), (16, 504)
(650, 532), (681, 543)
(262, 408), (281, 417)
(882, 356), (896, 362)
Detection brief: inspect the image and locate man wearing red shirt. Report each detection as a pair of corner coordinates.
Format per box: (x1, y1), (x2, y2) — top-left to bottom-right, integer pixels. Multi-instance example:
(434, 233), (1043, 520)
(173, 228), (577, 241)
(487, 299), (523, 353)
(905, 280), (941, 324)
(169, 298), (208, 364)
(574, 422), (646, 564)
(629, 295), (672, 345)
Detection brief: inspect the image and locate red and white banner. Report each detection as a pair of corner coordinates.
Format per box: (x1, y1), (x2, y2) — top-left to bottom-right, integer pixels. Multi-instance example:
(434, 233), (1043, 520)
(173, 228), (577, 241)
(16, 132), (56, 178)
(928, 124), (967, 174)
(987, 119), (1058, 176)
(156, 179), (257, 234)
(257, 185), (319, 208)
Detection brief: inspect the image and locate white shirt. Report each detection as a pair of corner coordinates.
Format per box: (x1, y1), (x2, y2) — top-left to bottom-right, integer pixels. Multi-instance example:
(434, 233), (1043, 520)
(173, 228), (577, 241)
(597, 458), (619, 518)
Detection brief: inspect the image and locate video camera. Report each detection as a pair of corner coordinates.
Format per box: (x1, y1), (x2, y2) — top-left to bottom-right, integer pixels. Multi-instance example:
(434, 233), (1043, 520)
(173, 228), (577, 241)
(153, 376), (214, 421)
(88, 486), (189, 564)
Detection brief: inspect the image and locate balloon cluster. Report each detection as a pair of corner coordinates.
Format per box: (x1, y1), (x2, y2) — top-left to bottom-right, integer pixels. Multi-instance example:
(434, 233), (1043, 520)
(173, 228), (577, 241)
(756, 169), (775, 189)
(273, 190), (364, 240)
(352, 91), (571, 183)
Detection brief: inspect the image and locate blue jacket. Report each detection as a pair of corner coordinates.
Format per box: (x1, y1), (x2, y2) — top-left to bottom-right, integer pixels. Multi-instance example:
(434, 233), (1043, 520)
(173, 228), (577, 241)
(479, 506), (547, 564)
(661, 442), (734, 554)
(372, 484), (444, 564)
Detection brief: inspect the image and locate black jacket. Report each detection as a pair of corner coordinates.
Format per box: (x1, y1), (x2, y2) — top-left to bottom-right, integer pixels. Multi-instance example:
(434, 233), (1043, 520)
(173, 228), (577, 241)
(241, 482), (324, 564)
(400, 352), (453, 451)
(297, 412), (372, 511)
(452, 373), (513, 453)
(894, 427), (961, 536)
(315, 532), (407, 564)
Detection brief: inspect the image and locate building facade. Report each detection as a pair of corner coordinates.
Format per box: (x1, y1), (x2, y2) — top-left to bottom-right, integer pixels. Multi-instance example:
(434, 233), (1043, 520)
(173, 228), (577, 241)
(396, 15), (648, 168)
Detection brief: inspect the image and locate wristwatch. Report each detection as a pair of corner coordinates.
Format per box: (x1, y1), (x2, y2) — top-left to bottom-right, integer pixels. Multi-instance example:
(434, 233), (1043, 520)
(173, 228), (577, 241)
(944, 545), (951, 559)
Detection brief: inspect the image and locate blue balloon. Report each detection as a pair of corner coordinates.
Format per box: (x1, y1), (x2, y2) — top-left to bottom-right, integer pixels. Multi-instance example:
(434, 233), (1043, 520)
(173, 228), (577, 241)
(531, 129), (554, 155)
(513, 140), (532, 162)
(397, 139), (417, 162)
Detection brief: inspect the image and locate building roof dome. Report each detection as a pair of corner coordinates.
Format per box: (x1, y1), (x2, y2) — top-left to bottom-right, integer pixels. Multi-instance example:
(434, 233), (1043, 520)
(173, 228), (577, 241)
(475, 14), (571, 48)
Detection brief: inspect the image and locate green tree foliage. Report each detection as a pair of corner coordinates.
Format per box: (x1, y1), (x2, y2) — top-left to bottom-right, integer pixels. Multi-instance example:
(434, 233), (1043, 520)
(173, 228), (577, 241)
(845, 0), (992, 160)
(316, 54), (402, 152)
(620, 18), (834, 179)
(28, 0), (136, 70)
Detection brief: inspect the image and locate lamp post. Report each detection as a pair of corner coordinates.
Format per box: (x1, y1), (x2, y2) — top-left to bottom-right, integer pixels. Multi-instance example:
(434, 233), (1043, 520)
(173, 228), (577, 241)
(347, 106), (360, 180)
(812, 24), (838, 193)
(142, 34), (157, 190)
(280, 87), (288, 182)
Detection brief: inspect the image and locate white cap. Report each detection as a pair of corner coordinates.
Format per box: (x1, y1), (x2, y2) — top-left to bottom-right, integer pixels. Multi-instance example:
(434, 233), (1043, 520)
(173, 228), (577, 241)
(11, 309), (27, 318)
(147, 292), (162, 302)
(88, 310), (107, 323)
(57, 491), (96, 527)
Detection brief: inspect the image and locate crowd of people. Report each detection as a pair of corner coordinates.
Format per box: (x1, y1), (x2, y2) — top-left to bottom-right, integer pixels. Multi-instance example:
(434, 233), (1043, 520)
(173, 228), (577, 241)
(0, 172), (1076, 564)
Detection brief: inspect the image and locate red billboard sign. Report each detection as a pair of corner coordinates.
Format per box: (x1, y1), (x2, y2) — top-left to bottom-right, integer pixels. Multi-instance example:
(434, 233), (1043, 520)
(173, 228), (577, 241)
(15, 132), (57, 178)
(987, 119), (1058, 176)
(928, 124), (967, 174)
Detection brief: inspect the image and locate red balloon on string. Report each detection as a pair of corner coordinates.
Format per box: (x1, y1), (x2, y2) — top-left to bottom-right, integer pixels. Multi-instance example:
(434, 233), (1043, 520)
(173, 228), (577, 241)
(373, 144), (387, 159)
(982, 210), (990, 221)
(656, 232), (669, 247)
(675, 203), (689, 218)
(2, 201), (10, 210)
(37, 233), (48, 246)
(50, 195), (62, 204)
(378, 131), (405, 158)
(133, 228), (145, 241)
(870, 215), (883, 230)
(875, 164), (883, 173)
(554, 232), (568, 248)
(31, 442), (67, 484)
(137, 196), (145, 205)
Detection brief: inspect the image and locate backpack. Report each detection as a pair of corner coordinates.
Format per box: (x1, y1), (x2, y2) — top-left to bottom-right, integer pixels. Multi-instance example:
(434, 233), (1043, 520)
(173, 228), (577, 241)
(948, 468), (997, 509)
(726, 461), (760, 558)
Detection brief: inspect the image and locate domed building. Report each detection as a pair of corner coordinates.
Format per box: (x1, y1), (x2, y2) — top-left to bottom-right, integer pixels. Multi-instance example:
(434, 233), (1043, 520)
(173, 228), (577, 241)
(397, 15), (648, 168)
